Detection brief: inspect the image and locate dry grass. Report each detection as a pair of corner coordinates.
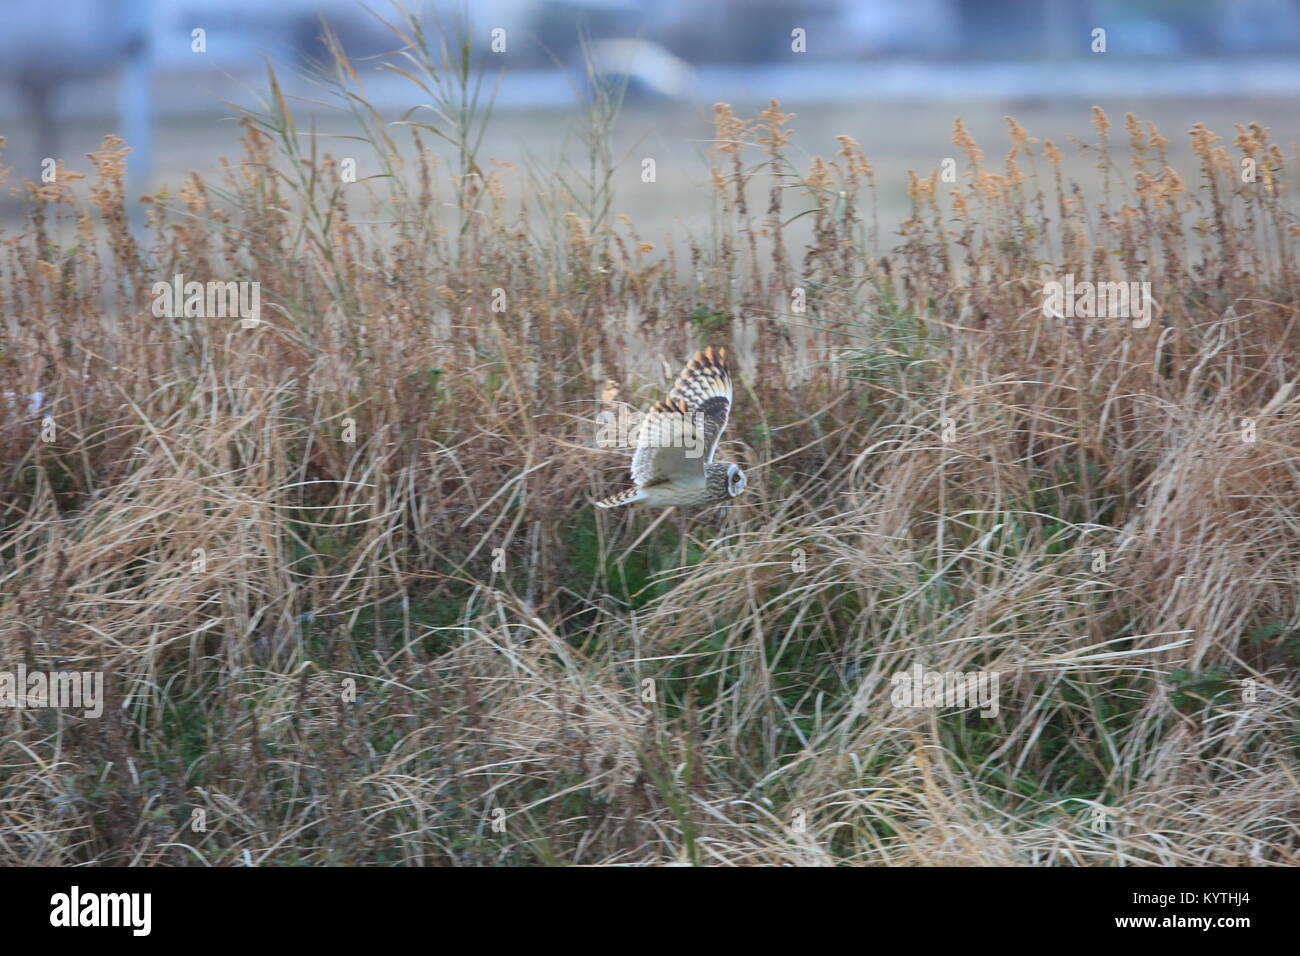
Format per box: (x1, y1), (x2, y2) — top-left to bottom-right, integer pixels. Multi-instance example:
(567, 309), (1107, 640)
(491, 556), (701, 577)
(1, 12), (1299, 866)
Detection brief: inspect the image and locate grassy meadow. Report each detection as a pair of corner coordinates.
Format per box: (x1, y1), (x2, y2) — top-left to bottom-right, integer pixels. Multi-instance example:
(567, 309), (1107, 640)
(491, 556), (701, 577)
(2, 17), (1299, 866)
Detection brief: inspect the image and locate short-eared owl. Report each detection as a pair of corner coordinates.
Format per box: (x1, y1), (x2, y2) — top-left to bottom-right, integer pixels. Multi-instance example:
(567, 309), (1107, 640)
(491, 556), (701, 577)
(596, 346), (746, 509)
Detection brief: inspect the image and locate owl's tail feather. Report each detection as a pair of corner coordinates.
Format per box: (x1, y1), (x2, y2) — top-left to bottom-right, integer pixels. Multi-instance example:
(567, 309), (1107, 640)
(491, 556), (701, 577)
(595, 487), (646, 509)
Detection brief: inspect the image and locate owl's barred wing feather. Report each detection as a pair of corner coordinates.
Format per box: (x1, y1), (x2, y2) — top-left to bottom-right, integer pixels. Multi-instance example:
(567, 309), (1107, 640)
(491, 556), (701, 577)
(665, 346), (732, 463)
(594, 486), (646, 509)
(629, 347), (733, 486)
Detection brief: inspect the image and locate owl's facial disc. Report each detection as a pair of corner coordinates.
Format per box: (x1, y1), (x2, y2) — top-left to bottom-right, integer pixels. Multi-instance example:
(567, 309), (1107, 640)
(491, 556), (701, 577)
(727, 463), (746, 497)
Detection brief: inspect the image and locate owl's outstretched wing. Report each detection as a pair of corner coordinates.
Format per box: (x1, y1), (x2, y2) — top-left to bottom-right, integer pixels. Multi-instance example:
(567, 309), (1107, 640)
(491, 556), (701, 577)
(665, 346), (732, 463)
(629, 347), (733, 486)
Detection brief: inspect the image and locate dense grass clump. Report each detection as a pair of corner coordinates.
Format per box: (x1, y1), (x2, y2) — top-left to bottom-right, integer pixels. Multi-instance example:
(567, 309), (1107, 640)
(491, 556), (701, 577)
(1, 14), (1298, 865)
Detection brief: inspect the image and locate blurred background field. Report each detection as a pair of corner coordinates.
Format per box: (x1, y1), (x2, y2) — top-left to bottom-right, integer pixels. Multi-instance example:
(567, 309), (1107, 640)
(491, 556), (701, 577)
(2, 0), (1298, 234)
(5, 97), (1298, 243)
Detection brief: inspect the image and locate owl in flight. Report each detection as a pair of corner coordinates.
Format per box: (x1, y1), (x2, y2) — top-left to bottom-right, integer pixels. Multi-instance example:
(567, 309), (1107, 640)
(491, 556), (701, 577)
(596, 346), (747, 509)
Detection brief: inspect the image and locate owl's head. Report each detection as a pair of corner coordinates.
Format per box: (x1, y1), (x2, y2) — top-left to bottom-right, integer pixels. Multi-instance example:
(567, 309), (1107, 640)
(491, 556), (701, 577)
(726, 462), (747, 498)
